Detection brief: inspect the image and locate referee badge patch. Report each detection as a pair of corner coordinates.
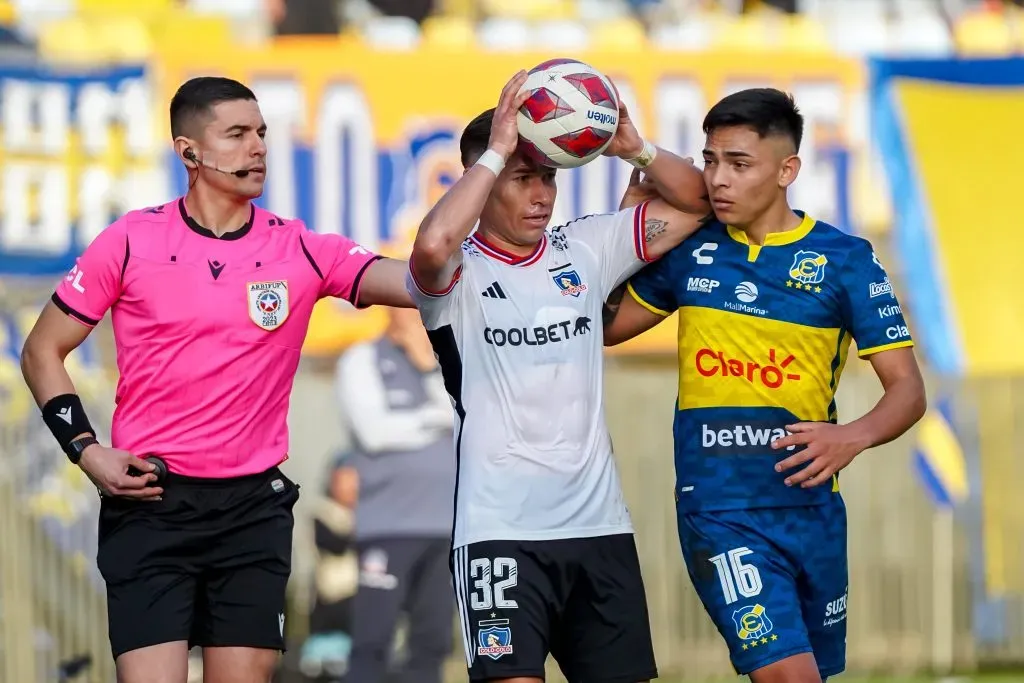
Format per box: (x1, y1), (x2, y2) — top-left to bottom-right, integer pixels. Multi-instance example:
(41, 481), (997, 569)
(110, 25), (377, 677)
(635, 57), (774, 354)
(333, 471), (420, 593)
(247, 280), (290, 330)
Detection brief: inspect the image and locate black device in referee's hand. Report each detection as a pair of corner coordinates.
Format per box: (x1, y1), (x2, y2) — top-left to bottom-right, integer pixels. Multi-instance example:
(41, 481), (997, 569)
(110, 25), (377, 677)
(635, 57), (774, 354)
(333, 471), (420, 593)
(128, 456), (168, 485)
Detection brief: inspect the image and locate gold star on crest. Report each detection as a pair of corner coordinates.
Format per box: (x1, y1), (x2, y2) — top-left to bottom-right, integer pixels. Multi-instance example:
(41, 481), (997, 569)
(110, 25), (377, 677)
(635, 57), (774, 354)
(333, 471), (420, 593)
(750, 640), (758, 648)
(771, 634), (778, 641)
(814, 286), (822, 293)
(761, 637), (769, 644)
(785, 280), (793, 287)
(742, 644), (748, 651)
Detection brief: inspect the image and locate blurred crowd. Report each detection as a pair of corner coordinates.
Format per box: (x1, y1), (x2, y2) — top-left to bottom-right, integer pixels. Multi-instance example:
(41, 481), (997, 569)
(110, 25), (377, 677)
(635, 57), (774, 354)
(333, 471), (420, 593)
(0, 0), (1019, 61)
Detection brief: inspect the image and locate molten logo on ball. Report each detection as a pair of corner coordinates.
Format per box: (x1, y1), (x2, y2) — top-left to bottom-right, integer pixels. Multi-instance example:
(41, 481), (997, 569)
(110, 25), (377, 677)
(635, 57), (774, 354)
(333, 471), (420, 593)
(516, 58), (620, 169)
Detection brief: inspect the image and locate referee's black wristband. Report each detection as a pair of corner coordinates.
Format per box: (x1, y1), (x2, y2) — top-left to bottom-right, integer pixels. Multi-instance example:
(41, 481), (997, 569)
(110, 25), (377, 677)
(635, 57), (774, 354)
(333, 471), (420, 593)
(41, 393), (95, 454)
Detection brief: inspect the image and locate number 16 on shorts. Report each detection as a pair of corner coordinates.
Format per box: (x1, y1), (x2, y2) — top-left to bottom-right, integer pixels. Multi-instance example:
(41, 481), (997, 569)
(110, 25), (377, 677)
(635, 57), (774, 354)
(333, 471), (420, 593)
(710, 547), (775, 640)
(710, 546), (763, 605)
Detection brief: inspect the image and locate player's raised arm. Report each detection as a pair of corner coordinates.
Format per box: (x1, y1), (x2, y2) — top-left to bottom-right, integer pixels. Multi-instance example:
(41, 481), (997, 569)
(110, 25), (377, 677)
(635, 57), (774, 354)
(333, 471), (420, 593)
(604, 101), (712, 261)
(410, 71), (530, 294)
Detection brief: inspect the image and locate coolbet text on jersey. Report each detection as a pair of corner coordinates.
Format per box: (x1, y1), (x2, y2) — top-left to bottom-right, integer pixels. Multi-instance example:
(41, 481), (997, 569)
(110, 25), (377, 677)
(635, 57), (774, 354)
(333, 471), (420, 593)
(53, 198), (381, 478)
(627, 212), (914, 678)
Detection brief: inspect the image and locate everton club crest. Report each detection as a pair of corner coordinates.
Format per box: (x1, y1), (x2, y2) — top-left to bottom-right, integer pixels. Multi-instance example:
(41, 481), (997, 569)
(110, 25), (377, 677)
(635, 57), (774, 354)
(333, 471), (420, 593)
(248, 280), (289, 330)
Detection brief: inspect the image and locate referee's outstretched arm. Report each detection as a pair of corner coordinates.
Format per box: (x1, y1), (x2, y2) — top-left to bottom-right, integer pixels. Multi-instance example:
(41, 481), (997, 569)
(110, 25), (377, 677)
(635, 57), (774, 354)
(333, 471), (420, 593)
(22, 302), (161, 498)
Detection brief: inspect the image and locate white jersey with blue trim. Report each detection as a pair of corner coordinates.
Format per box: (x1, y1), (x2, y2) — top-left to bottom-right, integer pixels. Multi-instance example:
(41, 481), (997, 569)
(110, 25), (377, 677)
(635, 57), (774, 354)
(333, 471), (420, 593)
(407, 202), (654, 548)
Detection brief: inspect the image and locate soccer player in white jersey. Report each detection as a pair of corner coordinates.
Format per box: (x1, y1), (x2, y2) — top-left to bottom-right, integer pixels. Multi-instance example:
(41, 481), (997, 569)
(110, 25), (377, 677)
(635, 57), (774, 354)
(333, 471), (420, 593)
(407, 71), (711, 683)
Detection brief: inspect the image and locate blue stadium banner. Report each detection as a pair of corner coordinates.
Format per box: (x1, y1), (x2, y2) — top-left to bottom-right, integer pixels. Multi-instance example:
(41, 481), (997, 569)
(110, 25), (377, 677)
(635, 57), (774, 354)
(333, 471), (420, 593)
(0, 64), (166, 275)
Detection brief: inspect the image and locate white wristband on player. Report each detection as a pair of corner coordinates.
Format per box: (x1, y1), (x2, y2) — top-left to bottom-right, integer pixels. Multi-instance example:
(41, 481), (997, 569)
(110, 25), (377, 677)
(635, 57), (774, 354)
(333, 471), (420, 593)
(476, 149), (506, 177)
(625, 139), (658, 169)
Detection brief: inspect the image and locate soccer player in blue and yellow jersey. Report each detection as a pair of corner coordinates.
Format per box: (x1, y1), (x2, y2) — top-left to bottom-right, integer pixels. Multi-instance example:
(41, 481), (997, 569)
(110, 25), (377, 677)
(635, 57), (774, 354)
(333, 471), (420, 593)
(604, 89), (927, 683)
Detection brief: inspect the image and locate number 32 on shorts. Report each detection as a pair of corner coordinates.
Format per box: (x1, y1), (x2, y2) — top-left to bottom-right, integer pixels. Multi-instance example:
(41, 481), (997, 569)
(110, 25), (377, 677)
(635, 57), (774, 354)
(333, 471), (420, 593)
(710, 547), (763, 605)
(470, 557), (519, 610)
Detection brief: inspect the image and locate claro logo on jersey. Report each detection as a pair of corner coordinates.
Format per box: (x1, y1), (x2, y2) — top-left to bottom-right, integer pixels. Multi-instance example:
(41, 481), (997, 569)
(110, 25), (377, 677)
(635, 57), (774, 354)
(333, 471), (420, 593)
(484, 316), (592, 347)
(695, 348), (801, 389)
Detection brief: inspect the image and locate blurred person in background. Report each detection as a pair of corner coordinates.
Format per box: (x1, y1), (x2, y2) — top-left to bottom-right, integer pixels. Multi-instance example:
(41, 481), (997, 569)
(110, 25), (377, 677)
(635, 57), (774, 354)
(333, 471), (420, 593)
(335, 305), (457, 683)
(604, 88), (926, 683)
(299, 452), (361, 681)
(742, 0), (797, 13)
(265, 0), (434, 32)
(266, 0), (341, 35)
(19, 76), (412, 683)
(363, 0), (435, 24)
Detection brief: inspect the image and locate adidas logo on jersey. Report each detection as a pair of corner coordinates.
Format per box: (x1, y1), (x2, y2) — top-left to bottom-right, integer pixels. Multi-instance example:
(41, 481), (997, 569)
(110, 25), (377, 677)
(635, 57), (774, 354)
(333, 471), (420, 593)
(481, 282), (507, 299)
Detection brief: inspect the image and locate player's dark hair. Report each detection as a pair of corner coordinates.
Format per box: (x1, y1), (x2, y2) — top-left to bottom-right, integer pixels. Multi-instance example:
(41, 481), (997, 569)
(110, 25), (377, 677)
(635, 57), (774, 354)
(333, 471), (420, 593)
(460, 108), (494, 168)
(702, 88), (803, 152)
(170, 76), (257, 138)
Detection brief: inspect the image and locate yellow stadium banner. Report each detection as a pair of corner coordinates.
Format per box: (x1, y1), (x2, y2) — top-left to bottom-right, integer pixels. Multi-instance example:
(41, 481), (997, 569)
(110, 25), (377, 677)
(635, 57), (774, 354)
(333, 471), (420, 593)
(871, 57), (1024, 375)
(155, 40), (871, 356)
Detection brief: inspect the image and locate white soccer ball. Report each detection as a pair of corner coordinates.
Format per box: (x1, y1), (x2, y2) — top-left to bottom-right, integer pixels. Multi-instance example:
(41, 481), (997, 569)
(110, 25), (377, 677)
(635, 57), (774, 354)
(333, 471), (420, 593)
(515, 58), (620, 169)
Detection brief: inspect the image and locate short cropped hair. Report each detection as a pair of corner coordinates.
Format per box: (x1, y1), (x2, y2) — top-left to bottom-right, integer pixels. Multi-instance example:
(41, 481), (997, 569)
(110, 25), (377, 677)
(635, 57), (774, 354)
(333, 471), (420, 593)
(460, 108), (494, 168)
(170, 76), (257, 138)
(702, 88), (803, 152)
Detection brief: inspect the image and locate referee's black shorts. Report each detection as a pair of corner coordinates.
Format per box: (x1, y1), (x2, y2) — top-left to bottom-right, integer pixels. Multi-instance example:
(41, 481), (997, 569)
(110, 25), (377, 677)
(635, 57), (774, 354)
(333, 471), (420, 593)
(96, 466), (300, 659)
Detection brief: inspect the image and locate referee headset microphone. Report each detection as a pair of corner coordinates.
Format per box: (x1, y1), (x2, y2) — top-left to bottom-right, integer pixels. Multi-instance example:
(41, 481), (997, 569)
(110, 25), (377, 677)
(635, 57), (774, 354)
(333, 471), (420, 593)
(183, 147), (254, 178)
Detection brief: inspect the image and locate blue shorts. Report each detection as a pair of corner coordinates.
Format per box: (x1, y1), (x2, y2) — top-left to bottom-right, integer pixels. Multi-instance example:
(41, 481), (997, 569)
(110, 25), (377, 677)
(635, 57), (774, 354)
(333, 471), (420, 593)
(677, 496), (848, 678)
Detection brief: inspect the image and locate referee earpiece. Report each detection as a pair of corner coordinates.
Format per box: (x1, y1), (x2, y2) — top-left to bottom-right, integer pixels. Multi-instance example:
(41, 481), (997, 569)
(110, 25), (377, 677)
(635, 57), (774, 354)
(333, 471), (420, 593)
(182, 147), (202, 170)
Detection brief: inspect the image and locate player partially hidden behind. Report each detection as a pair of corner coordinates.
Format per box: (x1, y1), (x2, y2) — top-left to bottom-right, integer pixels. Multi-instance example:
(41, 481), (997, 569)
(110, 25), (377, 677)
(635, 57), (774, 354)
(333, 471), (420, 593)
(604, 88), (927, 683)
(408, 71), (710, 683)
(20, 77), (411, 683)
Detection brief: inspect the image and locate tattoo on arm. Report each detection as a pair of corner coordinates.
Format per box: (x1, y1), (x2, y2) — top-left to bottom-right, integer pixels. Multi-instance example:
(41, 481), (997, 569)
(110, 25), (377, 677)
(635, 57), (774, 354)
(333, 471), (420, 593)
(603, 283), (627, 328)
(644, 217), (668, 243)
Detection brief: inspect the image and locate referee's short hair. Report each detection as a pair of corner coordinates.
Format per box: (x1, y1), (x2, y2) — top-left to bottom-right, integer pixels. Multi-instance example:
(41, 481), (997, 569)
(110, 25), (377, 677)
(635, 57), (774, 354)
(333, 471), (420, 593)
(460, 108), (494, 168)
(170, 76), (258, 138)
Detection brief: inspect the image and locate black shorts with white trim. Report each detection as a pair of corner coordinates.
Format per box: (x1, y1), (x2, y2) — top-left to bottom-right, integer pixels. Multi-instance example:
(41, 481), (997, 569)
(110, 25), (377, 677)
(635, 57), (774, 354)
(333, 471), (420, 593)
(452, 533), (658, 683)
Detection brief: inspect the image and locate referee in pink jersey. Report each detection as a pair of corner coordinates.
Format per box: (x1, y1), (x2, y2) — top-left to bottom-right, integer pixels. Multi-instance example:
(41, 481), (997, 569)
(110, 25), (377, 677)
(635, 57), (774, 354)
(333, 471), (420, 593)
(20, 77), (413, 683)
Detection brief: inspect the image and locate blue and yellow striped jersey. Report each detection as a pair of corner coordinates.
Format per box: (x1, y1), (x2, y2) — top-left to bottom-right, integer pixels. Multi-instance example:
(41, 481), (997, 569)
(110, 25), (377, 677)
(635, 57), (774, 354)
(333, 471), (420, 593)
(628, 212), (913, 511)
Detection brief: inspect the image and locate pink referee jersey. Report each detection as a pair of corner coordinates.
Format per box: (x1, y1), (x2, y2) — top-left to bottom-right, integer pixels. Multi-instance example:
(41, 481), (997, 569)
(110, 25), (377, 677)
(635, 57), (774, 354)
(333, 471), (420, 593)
(53, 198), (381, 477)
